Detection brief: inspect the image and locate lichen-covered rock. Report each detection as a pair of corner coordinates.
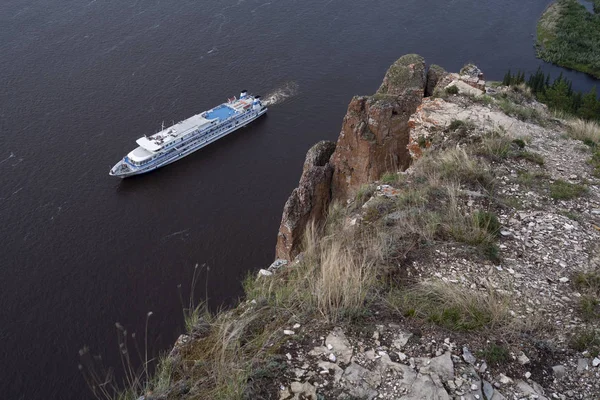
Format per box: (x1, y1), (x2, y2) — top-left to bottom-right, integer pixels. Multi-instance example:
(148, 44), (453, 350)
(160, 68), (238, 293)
(425, 64), (447, 97)
(330, 55), (426, 201)
(377, 54), (426, 97)
(275, 141), (336, 260)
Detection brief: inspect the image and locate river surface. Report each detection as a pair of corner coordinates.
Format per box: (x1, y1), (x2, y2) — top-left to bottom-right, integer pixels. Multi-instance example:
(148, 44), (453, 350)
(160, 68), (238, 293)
(1, 0), (598, 398)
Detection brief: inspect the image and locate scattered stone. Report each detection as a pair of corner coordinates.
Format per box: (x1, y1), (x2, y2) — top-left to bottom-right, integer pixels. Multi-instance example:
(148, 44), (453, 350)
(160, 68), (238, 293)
(418, 352), (454, 381)
(577, 358), (589, 372)
(552, 365), (567, 380)
(289, 381), (317, 400)
(483, 380), (494, 400)
(392, 331), (413, 349)
(518, 352), (530, 365)
(317, 361), (343, 383)
(498, 374), (513, 385)
(325, 327), (353, 364)
(463, 346), (476, 364)
(268, 259), (288, 272)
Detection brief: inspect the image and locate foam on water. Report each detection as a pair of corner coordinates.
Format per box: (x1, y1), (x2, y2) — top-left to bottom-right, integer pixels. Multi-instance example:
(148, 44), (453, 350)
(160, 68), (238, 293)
(262, 81), (299, 106)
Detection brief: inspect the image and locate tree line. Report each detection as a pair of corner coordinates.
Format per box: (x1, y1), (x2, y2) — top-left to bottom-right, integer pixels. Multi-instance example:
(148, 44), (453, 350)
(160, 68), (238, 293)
(502, 68), (600, 121)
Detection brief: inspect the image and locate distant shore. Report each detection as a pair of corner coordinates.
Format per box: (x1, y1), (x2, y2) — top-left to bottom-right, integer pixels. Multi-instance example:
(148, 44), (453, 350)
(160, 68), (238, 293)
(536, 0), (600, 79)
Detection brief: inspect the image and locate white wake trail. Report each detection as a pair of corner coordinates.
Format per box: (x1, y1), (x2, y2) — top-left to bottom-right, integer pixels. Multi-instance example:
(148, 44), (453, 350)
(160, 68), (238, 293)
(262, 82), (299, 106)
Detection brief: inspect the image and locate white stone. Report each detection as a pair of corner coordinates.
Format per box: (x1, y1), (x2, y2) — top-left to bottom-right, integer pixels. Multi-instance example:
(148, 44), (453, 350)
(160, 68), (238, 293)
(498, 374), (513, 385)
(593, 358), (600, 367)
(518, 353), (530, 365)
(258, 269), (273, 277)
(559, 277), (569, 283)
(328, 353), (337, 363)
(525, 371), (532, 379)
(283, 330), (295, 335)
(293, 323), (301, 329)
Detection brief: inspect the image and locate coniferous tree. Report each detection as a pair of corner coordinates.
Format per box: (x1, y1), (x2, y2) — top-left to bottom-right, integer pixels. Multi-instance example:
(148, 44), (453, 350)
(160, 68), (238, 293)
(578, 86), (600, 121)
(503, 70), (512, 86)
(542, 78), (573, 112)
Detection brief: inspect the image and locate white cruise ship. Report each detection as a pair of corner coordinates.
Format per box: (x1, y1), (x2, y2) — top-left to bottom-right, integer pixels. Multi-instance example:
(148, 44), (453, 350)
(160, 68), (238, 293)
(109, 91), (267, 178)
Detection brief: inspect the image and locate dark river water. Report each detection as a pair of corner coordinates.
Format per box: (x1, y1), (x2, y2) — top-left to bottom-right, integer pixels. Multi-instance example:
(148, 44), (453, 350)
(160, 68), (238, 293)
(1, 0), (598, 398)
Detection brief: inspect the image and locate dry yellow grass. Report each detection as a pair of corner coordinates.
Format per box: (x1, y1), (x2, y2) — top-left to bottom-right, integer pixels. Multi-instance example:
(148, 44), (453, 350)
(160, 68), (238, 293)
(567, 118), (600, 144)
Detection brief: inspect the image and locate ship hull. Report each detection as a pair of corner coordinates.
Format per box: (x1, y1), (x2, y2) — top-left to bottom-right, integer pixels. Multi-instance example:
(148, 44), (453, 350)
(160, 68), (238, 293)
(110, 107), (267, 178)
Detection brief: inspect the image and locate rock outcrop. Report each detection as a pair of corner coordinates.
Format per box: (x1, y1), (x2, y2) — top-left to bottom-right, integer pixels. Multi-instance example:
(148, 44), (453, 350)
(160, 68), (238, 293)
(425, 64), (447, 97)
(330, 54), (426, 201)
(275, 140), (336, 260)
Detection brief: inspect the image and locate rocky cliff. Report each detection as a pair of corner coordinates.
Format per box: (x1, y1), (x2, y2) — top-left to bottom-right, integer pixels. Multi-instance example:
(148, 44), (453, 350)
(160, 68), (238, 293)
(275, 54), (429, 261)
(275, 140), (336, 261)
(113, 56), (600, 400)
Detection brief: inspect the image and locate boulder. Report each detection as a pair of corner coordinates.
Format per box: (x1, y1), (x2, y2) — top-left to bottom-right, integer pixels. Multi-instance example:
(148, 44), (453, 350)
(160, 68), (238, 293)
(330, 54), (426, 201)
(275, 141), (336, 260)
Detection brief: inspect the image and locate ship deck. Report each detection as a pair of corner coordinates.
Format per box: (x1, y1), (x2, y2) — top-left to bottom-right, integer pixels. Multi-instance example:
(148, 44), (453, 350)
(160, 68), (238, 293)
(205, 105), (238, 121)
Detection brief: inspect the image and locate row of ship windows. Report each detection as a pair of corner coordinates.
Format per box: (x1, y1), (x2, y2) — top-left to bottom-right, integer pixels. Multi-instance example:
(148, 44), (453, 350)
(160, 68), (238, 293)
(130, 116), (253, 166)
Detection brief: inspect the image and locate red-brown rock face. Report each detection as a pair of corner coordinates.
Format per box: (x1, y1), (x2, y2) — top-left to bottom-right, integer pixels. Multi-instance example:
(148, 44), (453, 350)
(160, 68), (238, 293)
(330, 54), (426, 201)
(275, 141), (336, 261)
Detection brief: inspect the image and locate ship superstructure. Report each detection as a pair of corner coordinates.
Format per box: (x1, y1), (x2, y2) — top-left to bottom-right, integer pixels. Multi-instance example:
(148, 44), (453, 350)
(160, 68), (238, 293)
(109, 91), (267, 178)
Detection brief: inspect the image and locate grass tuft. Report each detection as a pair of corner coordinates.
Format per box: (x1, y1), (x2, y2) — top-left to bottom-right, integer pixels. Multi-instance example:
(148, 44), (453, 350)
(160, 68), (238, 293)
(570, 329), (600, 356)
(567, 118), (600, 144)
(477, 343), (511, 366)
(387, 281), (511, 332)
(550, 179), (587, 200)
(446, 85), (459, 95)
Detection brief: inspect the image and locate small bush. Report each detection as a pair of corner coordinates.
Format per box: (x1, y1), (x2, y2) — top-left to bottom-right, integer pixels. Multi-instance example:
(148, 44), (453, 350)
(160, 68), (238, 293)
(387, 282), (511, 332)
(550, 180), (587, 200)
(448, 119), (472, 131)
(573, 271), (600, 293)
(567, 119), (600, 144)
(512, 138), (526, 149)
(479, 136), (514, 160)
(516, 151), (545, 165)
(473, 211), (501, 237)
(355, 184), (376, 208)
(477, 343), (511, 366)
(415, 148), (494, 189)
(591, 148), (600, 177)
(381, 172), (400, 184)
(473, 94), (494, 106)
(517, 170), (548, 187)
(446, 85), (459, 95)
(570, 329), (600, 356)
(579, 295), (600, 322)
(499, 99), (543, 123)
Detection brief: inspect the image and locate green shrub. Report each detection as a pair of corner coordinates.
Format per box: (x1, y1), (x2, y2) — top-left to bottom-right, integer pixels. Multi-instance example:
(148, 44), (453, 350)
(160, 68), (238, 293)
(381, 172), (400, 184)
(512, 138), (526, 149)
(516, 151), (545, 165)
(387, 282), (510, 332)
(473, 211), (501, 237)
(550, 180), (587, 200)
(579, 295), (600, 321)
(570, 329), (600, 356)
(446, 85), (459, 95)
(477, 343), (511, 366)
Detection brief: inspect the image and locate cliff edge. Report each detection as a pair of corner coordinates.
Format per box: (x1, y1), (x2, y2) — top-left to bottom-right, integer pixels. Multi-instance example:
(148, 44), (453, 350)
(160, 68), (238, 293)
(98, 56), (600, 400)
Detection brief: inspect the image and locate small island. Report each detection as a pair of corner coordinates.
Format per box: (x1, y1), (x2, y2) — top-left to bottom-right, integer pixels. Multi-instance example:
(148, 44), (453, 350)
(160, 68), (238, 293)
(537, 0), (600, 78)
